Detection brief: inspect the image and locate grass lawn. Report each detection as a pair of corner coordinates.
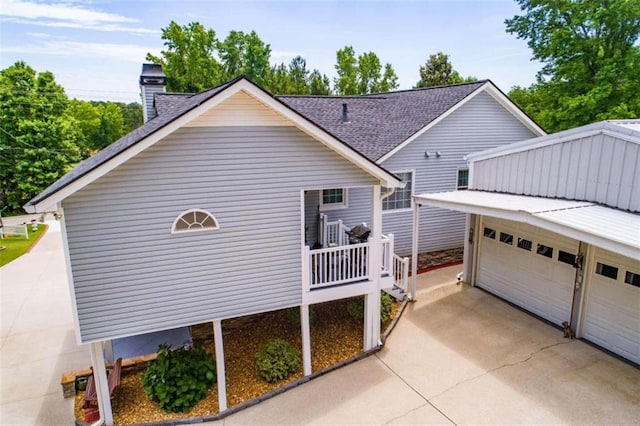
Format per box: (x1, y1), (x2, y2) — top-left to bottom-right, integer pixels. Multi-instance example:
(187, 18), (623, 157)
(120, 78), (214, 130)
(0, 223), (47, 267)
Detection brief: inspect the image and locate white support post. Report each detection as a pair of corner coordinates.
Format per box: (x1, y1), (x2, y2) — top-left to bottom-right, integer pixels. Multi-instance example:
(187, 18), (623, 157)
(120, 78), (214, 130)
(103, 340), (114, 365)
(363, 185), (383, 350)
(300, 304), (312, 376)
(462, 214), (472, 284)
(89, 341), (113, 426)
(410, 200), (420, 300)
(213, 320), (227, 412)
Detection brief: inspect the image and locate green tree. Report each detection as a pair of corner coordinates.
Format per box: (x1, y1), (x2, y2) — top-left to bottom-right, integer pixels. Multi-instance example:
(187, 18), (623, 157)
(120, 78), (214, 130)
(218, 30), (271, 86)
(334, 46), (359, 95)
(334, 46), (399, 95)
(308, 70), (332, 95)
(146, 21), (222, 92)
(117, 102), (143, 133)
(415, 52), (476, 88)
(505, 0), (640, 131)
(288, 56), (311, 95)
(266, 63), (293, 94)
(0, 61), (81, 213)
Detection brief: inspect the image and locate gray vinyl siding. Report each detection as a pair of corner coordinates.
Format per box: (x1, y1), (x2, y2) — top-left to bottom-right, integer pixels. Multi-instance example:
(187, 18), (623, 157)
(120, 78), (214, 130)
(141, 86), (164, 122)
(63, 126), (378, 343)
(324, 91), (538, 255)
(304, 190), (320, 244)
(472, 134), (640, 213)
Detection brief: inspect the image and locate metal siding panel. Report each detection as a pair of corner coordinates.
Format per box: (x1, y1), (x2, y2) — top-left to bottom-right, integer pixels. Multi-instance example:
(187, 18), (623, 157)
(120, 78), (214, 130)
(585, 135), (602, 201)
(623, 143), (640, 211)
(596, 135), (615, 204)
(574, 137), (592, 200)
(606, 138), (626, 208)
(64, 126), (379, 342)
(547, 144), (562, 197)
(540, 146), (553, 196)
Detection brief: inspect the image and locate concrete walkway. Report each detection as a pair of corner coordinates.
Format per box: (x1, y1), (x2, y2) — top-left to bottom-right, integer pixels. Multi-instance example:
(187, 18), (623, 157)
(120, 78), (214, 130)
(1, 226), (638, 425)
(1, 221), (89, 425)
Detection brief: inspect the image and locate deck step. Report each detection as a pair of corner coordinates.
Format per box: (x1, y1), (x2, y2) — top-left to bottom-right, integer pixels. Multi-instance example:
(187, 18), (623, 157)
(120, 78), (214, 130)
(382, 286), (406, 301)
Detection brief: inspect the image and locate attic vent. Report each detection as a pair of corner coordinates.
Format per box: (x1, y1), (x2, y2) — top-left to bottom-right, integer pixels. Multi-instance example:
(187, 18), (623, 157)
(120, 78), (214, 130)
(342, 103), (349, 123)
(142, 77), (166, 85)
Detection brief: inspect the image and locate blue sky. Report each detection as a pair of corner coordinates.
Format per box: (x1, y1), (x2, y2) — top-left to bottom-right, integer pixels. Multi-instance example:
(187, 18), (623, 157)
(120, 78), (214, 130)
(0, 0), (542, 103)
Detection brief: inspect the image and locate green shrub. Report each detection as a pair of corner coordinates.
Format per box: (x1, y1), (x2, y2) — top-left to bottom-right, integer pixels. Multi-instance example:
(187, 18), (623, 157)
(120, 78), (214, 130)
(346, 292), (394, 323)
(286, 306), (317, 328)
(255, 338), (300, 382)
(346, 296), (365, 321)
(141, 343), (216, 413)
(380, 292), (393, 323)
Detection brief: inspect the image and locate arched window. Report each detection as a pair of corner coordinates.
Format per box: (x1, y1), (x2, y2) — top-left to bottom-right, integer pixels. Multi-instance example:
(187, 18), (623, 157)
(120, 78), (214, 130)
(171, 209), (220, 234)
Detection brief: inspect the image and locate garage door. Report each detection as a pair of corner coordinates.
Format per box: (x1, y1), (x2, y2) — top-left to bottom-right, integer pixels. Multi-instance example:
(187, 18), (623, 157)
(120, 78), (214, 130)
(477, 217), (578, 326)
(582, 248), (640, 364)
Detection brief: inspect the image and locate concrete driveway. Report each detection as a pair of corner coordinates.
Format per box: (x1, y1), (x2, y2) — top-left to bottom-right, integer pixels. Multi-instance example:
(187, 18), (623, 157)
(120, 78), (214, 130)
(1, 225), (638, 425)
(224, 267), (640, 425)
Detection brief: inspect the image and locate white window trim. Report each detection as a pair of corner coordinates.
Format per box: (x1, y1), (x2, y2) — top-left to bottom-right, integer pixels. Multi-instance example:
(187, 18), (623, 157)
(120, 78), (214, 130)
(383, 169), (415, 214)
(319, 188), (348, 211)
(171, 208), (220, 235)
(457, 167), (469, 190)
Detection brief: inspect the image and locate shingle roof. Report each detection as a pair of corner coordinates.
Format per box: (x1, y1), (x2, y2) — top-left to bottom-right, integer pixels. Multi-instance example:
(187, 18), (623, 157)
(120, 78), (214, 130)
(154, 93), (192, 116)
(277, 81), (487, 161)
(25, 78), (488, 208)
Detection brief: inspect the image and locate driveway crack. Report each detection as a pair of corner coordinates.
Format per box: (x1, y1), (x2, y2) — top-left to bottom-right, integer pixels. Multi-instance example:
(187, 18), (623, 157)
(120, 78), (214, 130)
(430, 340), (573, 400)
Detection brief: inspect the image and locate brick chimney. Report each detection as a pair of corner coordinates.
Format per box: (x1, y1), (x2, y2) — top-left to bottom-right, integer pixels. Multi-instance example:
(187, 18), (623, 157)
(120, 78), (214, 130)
(139, 64), (166, 122)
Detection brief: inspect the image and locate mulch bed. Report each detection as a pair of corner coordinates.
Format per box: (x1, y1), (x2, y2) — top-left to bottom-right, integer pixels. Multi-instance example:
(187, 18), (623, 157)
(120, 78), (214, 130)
(73, 248), (461, 425)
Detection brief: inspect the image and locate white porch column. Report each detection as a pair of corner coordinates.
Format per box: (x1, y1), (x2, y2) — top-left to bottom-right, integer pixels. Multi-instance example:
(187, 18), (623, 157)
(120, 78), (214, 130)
(89, 341), (113, 426)
(103, 340), (114, 364)
(364, 185), (382, 350)
(410, 199), (420, 300)
(213, 320), (227, 412)
(300, 304), (312, 376)
(462, 214), (472, 284)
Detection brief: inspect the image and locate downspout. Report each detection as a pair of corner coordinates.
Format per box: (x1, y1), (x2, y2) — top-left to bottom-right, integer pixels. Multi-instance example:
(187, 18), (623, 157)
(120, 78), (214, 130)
(380, 187), (395, 202)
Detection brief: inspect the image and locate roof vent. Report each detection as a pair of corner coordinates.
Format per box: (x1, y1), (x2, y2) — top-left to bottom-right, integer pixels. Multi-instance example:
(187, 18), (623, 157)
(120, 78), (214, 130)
(341, 103), (349, 123)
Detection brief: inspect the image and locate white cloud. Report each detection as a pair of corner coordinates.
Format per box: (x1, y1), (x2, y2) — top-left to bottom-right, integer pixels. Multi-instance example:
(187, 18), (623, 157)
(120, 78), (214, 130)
(1, 0), (156, 33)
(2, 0), (136, 24)
(1, 16), (158, 34)
(1, 39), (160, 63)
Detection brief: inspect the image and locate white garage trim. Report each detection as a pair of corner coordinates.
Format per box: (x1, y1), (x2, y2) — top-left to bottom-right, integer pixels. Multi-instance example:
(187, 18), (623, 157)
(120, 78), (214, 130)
(413, 191), (640, 259)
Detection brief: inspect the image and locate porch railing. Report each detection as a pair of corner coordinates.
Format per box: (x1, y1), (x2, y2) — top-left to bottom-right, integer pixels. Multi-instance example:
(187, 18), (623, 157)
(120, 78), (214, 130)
(381, 233), (394, 276)
(392, 254), (410, 293)
(319, 213), (350, 247)
(305, 242), (370, 289)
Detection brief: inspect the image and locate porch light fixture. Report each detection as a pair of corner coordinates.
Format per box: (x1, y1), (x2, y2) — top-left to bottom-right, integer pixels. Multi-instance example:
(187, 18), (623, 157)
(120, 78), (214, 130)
(424, 151), (431, 158)
(425, 151), (442, 158)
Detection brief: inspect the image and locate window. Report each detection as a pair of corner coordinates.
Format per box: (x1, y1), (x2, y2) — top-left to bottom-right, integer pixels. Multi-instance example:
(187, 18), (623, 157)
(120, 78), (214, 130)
(320, 188), (347, 210)
(457, 168), (469, 190)
(537, 243), (553, 258)
(624, 271), (640, 287)
(499, 232), (513, 245)
(558, 250), (577, 266)
(383, 171), (413, 211)
(483, 227), (496, 239)
(517, 237), (532, 251)
(596, 262), (618, 280)
(171, 209), (219, 234)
